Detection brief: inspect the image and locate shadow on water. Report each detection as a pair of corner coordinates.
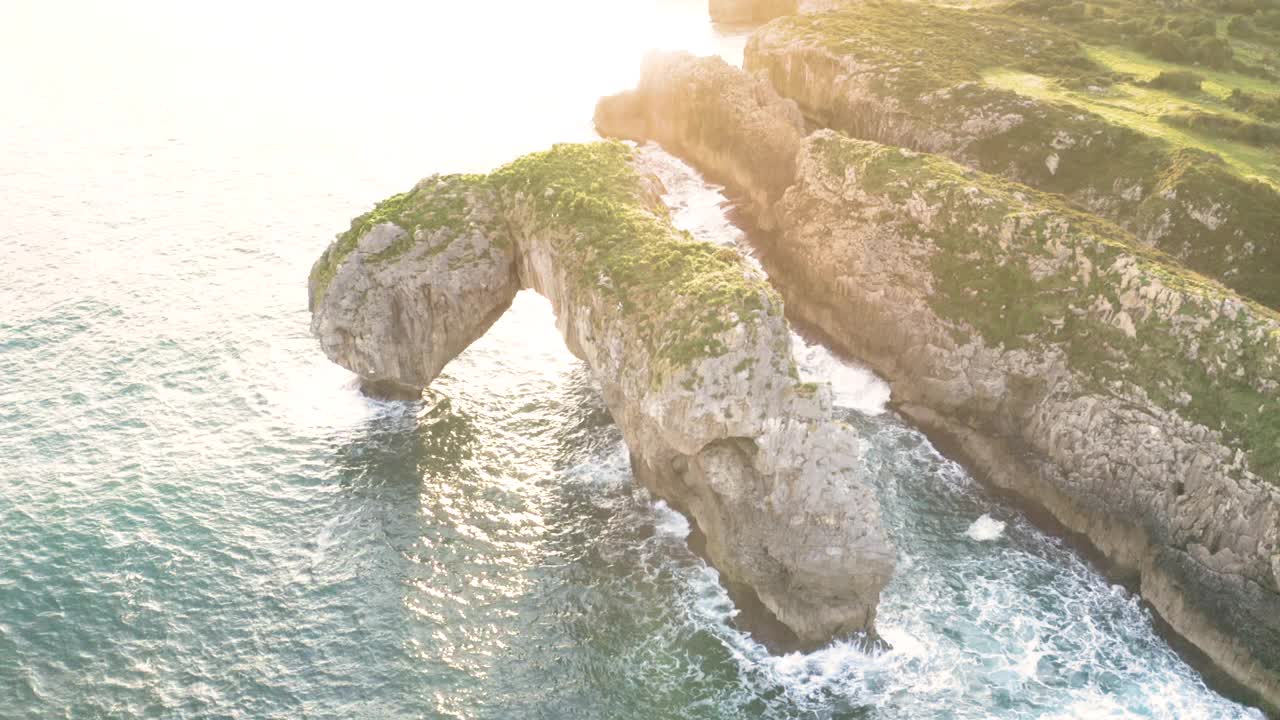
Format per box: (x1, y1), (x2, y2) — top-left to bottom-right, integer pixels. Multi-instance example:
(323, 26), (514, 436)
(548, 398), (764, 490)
(331, 390), (479, 492)
(316, 362), (849, 719)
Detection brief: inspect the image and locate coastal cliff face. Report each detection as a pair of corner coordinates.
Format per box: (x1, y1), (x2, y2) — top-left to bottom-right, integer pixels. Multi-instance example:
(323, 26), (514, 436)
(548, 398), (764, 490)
(596, 52), (804, 229)
(744, 4), (1280, 310)
(599, 54), (1280, 712)
(780, 134), (1280, 711)
(308, 142), (894, 648)
(309, 176), (518, 399)
(709, 0), (798, 24)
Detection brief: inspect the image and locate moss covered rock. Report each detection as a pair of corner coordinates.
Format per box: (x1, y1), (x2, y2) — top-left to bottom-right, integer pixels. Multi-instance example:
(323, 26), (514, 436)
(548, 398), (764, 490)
(778, 130), (1280, 712)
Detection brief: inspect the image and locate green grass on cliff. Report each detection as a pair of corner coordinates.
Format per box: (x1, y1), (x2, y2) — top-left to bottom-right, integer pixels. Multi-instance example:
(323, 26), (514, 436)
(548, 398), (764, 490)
(756, 0), (1280, 309)
(779, 1), (1095, 96)
(490, 142), (781, 379)
(778, 2), (1280, 174)
(311, 142), (784, 384)
(307, 173), (493, 307)
(984, 49), (1280, 185)
(809, 132), (1280, 480)
(1005, 0), (1280, 86)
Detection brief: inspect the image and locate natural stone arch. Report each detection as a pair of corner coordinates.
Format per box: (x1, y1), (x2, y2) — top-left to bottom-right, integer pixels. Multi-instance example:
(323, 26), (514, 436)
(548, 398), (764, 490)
(308, 142), (894, 647)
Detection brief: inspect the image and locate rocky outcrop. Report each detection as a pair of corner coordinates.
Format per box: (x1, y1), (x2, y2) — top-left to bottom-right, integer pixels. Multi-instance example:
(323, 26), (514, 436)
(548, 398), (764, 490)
(309, 142), (894, 648)
(596, 52), (804, 229)
(744, 3), (1280, 310)
(599, 54), (1280, 713)
(779, 134), (1280, 713)
(308, 175), (519, 399)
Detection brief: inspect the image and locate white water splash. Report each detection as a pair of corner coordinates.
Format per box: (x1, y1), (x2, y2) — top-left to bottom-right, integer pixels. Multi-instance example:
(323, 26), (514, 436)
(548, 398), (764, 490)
(792, 332), (891, 415)
(966, 514), (1007, 542)
(633, 145), (746, 250)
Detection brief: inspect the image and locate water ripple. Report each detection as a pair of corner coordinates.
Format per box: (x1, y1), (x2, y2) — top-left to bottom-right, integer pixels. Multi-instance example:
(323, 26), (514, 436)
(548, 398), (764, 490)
(0, 3), (1264, 717)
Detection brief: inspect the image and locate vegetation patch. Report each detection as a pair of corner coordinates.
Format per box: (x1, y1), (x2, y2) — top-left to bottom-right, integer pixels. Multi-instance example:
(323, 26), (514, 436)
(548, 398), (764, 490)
(1228, 86), (1280, 120)
(755, 1), (1280, 309)
(775, 1), (1096, 97)
(489, 142), (782, 380)
(1146, 69), (1205, 92)
(810, 132), (1280, 480)
(981, 66), (1280, 183)
(1160, 110), (1280, 146)
(1008, 0), (1280, 80)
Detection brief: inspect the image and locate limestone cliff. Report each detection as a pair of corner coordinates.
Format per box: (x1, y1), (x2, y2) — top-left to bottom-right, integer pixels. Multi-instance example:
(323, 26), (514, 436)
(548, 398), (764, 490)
(596, 52), (804, 230)
(744, 3), (1280, 310)
(598, 54), (1280, 713)
(309, 142), (894, 648)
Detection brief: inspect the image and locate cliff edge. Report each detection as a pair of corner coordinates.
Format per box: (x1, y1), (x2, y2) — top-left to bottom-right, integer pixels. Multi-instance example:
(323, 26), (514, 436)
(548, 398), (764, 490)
(599, 53), (1280, 713)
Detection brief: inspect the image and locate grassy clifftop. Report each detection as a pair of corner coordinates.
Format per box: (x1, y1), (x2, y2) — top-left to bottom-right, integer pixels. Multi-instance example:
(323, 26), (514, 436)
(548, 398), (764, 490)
(748, 0), (1280, 308)
(807, 130), (1280, 480)
(309, 143), (781, 382)
(308, 173), (495, 306)
(490, 143), (781, 376)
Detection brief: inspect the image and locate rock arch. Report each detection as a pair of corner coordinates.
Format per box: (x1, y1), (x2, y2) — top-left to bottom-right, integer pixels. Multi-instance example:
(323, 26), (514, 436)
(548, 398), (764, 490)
(308, 142), (894, 647)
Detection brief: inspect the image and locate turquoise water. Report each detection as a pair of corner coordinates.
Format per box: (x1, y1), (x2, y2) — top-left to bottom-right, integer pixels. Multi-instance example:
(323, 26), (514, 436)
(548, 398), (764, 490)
(0, 1), (1265, 718)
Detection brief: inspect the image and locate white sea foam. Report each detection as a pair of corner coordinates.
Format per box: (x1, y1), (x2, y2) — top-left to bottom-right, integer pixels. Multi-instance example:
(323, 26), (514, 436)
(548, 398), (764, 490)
(634, 145), (746, 251)
(791, 331), (891, 415)
(651, 500), (691, 539)
(563, 445), (632, 493)
(965, 514), (1007, 542)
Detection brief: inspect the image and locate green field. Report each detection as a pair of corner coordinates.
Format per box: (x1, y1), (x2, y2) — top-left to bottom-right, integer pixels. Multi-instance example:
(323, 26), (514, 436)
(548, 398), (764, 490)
(984, 46), (1280, 186)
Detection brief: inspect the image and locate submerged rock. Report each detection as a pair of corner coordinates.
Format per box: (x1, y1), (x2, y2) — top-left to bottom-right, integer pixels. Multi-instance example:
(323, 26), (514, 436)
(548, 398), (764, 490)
(308, 142), (895, 648)
(601, 53), (1280, 713)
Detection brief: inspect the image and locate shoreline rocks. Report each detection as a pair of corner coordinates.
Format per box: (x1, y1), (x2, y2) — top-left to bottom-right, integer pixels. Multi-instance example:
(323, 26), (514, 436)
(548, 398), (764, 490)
(596, 52), (804, 230)
(308, 142), (895, 649)
(709, 0), (798, 24)
(598, 52), (1280, 714)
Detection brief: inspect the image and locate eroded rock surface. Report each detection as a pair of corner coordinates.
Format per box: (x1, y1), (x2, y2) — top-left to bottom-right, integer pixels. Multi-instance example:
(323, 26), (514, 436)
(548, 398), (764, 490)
(308, 142), (894, 648)
(600, 53), (1280, 713)
(309, 176), (518, 398)
(709, 0), (798, 24)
